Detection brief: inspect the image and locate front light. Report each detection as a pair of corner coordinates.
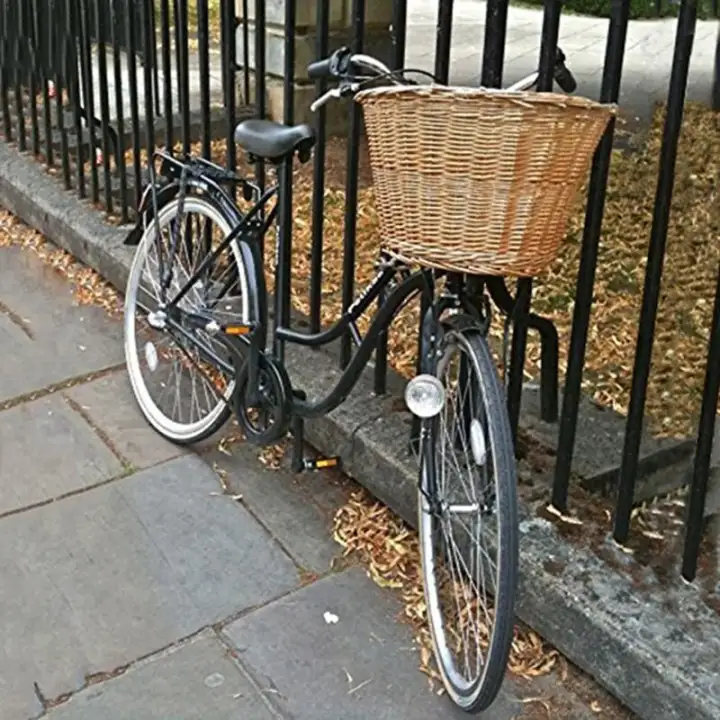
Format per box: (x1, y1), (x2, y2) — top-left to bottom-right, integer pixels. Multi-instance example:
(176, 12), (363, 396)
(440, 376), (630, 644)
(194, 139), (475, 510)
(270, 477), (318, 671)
(405, 374), (446, 418)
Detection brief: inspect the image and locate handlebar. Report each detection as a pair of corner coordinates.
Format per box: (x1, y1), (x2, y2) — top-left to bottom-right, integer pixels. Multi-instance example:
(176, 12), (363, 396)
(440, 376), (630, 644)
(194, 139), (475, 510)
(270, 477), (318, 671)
(307, 45), (577, 111)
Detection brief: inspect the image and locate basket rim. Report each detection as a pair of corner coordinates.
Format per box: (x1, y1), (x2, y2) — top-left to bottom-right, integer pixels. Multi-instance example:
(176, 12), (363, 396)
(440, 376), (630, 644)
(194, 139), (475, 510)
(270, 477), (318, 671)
(355, 83), (618, 114)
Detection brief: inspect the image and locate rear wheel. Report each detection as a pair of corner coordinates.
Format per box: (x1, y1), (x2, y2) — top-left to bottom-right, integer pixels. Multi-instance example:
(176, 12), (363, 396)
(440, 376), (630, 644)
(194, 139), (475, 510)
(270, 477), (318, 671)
(123, 194), (249, 444)
(419, 321), (518, 713)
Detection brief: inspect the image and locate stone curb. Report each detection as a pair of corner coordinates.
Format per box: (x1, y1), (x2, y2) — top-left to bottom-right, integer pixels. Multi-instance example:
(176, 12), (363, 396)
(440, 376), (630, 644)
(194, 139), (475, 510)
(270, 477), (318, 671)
(1, 141), (719, 720)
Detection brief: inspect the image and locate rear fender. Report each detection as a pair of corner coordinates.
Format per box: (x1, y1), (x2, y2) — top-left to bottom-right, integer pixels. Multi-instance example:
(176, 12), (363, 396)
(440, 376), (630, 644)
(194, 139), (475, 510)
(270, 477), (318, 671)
(123, 181), (180, 246)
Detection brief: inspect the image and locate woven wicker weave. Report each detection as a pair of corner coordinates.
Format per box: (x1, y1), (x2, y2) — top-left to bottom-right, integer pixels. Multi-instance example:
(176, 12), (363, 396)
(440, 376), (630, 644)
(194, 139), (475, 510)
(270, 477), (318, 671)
(354, 85), (617, 277)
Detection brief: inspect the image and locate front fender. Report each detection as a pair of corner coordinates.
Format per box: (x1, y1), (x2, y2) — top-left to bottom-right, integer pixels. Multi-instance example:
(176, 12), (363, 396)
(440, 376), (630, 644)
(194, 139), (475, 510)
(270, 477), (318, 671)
(124, 180), (180, 246)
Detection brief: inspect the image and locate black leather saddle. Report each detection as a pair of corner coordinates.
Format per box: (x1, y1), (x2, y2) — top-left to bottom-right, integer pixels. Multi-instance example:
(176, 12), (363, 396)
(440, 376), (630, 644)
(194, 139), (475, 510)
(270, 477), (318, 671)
(234, 119), (316, 164)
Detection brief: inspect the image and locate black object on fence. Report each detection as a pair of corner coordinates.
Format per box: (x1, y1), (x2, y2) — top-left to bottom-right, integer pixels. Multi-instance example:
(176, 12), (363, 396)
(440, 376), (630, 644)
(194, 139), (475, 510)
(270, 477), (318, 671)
(0, 0), (718, 583)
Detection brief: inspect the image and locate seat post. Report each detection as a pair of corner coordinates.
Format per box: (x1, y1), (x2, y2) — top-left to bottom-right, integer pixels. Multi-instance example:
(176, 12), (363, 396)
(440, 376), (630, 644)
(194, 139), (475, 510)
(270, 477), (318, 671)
(273, 156), (294, 364)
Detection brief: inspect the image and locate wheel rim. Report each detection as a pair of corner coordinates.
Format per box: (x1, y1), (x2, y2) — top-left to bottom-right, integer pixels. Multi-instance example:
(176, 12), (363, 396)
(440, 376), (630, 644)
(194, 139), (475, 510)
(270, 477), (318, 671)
(420, 331), (503, 701)
(124, 197), (249, 442)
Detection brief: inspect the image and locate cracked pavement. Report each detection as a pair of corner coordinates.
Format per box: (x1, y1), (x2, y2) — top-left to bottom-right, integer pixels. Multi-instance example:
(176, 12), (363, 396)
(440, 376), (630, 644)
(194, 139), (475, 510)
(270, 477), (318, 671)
(0, 242), (615, 719)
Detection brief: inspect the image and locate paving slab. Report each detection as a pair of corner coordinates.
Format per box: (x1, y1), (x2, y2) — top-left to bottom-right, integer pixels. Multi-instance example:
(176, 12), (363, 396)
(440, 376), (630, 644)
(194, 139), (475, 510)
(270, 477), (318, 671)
(223, 566), (522, 720)
(45, 632), (279, 720)
(64, 371), (188, 471)
(0, 454), (298, 716)
(209, 443), (347, 575)
(0, 247), (124, 399)
(0, 393), (124, 516)
(0, 312), (42, 403)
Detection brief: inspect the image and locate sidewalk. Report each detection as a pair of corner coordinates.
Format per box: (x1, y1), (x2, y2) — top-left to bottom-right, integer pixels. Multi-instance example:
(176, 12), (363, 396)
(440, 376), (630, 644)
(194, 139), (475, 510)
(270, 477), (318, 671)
(0, 236), (624, 717)
(405, 0), (718, 119)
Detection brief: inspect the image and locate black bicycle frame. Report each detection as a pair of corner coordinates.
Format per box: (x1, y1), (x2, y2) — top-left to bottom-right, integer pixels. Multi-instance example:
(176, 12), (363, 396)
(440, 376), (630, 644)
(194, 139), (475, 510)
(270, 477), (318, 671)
(142, 151), (490, 431)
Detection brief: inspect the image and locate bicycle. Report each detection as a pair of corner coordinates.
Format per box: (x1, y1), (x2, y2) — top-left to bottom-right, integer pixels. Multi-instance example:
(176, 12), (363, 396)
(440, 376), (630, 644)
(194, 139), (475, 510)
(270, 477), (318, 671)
(122, 46), (607, 713)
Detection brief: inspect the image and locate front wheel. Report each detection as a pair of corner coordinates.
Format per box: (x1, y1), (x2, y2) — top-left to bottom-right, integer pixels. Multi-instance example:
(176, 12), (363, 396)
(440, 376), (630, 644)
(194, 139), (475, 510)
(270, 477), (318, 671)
(418, 321), (518, 713)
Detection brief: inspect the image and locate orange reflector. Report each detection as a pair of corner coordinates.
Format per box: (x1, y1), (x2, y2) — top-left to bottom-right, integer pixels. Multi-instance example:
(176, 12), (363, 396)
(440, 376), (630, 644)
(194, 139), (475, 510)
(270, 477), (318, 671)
(224, 325), (251, 336)
(314, 458), (338, 469)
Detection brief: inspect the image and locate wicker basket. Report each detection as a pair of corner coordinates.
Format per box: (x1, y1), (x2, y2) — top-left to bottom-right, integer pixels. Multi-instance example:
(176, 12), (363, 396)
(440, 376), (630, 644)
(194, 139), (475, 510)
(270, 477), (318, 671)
(354, 85), (617, 277)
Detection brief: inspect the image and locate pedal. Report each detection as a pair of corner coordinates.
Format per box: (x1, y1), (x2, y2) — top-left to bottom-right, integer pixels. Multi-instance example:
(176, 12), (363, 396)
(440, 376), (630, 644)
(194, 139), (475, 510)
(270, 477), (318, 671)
(223, 323), (255, 337)
(302, 456), (341, 472)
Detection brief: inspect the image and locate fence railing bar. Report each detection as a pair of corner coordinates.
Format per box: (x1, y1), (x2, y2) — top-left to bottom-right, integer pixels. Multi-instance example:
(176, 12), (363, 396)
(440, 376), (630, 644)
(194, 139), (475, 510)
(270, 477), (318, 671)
(241, 0), (250, 104)
(613, 0), (698, 544)
(552, 0), (631, 513)
(506, 0), (562, 441)
(13, 3), (27, 152)
(254, 0), (266, 247)
(198, 0), (211, 158)
(220, 0), (236, 180)
(339, 0), (366, 370)
(37, 1), (54, 168)
(149, 0), (160, 117)
(0, 1), (11, 141)
(27, 1), (40, 158)
(95, 6), (114, 214)
(126, 0), (142, 209)
(160, 0), (174, 150)
(66, 0), (85, 197)
(309, 0), (330, 336)
(221, 0), (238, 181)
(54, 0), (71, 190)
(273, 0), (296, 365)
(411, 0), (455, 443)
(142, 0), (156, 160)
(111, 0), (128, 220)
(176, 0), (191, 153)
(375, 0), (410, 395)
(79, 0), (99, 203)
(480, 0), (508, 87)
(682, 263), (720, 581)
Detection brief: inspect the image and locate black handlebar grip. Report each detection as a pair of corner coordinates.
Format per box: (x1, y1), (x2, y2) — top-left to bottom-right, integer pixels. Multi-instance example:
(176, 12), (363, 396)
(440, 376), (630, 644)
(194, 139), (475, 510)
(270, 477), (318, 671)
(554, 62), (577, 93)
(308, 57), (333, 80)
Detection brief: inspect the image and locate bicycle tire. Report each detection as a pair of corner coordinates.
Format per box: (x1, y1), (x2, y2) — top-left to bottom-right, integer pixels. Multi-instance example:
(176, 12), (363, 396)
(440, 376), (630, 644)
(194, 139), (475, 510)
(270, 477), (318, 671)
(124, 192), (249, 445)
(419, 317), (518, 713)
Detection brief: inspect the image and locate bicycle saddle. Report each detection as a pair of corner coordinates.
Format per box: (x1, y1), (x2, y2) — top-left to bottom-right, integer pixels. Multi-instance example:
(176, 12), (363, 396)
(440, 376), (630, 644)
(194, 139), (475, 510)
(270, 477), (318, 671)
(234, 119), (316, 164)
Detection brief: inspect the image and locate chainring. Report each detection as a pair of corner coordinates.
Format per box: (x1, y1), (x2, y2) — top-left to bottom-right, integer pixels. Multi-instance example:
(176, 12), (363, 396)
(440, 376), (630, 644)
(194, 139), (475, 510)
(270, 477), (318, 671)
(233, 353), (292, 446)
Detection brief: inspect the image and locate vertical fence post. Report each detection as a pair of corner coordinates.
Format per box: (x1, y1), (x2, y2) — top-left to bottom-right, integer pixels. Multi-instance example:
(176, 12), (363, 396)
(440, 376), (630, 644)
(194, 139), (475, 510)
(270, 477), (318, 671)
(273, 0), (296, 364)
(221, 0), (236, 177)
(198, 0), (211, 158)
(614, 0), (698, 544)
(79, 0), (99, 202)
(682, 264), (720, 581)
(96, 2), (114, 213)
(480, 0), (508, 87)
(176, 0), (190, 153)
(374, 0), (408, 395)
(66, 0), (85, 198)
(55, 0), (71, 190)
(254, 0), (266, 209)
(27, 0), (40, 158)
(339, 0), (366, 369)
(13, 1), (27, 152)
(0, 1), (11, 141)
(410, 0), (453, 445)
(159, 0), (173, 150)
(713, 24), (719, 110)
(126, 0), (142, 208)
(551, 0), (631, 513)
(506, 0), (562, 441)
(309, 0), (329, 335)
(111, 0), (128, 220)
(141, 0), (156, 162)
(37, 0), (54, 168)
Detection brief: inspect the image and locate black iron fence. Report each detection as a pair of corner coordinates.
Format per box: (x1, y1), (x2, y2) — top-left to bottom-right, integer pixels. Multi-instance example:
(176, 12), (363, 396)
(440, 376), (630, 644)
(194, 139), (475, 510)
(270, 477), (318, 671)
(0, 0), (718, 583)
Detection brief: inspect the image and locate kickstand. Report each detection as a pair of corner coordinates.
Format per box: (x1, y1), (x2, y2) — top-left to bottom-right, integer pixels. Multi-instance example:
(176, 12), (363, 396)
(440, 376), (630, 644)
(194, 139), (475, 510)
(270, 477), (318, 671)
(291, 390), (306, 474)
